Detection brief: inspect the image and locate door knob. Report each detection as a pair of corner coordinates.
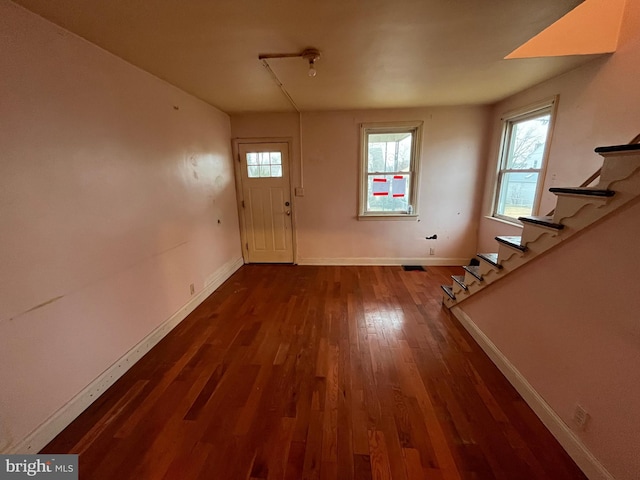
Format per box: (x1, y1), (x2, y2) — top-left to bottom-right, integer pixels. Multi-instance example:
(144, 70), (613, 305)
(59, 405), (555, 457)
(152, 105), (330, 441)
(285, 210), (291, 216)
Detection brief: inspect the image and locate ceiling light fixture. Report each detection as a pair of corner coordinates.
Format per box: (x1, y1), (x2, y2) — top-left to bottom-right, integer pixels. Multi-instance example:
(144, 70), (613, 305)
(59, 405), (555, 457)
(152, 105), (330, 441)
(258, 48), (321, 77)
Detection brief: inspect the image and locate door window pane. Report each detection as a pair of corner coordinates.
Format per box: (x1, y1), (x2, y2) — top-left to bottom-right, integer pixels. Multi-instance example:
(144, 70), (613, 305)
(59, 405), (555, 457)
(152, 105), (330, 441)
(270, 152), (282, 165)
(246, 152), (283, 178)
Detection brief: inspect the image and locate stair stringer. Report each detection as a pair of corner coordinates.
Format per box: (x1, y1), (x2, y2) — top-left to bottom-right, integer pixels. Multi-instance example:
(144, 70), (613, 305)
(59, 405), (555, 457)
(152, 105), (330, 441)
(444, 151), (640, 308)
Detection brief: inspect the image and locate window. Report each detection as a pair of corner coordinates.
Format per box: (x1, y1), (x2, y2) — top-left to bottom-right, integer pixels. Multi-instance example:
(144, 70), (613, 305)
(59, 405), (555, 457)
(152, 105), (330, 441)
(493, 98), (556, 222)
(246, 151), (282, 178)
(359, 121), (422, 217)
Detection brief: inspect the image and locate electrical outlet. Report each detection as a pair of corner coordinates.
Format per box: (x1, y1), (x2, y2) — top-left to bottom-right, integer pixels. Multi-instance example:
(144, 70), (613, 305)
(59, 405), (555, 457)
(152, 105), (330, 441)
(429, 247), (435, 256)
(189, 283), (195, 295)
(573, 404), (590, 430)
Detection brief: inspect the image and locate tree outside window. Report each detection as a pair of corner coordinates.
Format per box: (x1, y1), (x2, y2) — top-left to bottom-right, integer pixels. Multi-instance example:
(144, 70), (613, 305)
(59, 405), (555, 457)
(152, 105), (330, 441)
(494, 99), (556, 221)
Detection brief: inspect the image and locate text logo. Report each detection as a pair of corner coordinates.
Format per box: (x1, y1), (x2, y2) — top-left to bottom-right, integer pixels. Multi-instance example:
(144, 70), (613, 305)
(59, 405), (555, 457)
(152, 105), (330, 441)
(0, 455), (77, 480)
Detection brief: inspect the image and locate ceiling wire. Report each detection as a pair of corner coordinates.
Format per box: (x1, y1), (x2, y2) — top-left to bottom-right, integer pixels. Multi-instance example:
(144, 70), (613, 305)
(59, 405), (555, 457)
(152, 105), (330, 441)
(260, 58), (305, 188)
(260, 59), (300, 113)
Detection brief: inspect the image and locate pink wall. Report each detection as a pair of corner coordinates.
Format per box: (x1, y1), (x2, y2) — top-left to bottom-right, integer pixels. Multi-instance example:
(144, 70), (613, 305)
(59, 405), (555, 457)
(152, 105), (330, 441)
(461, 199), (640, 480)
(477, 0), (640, 252)
(0, 1), (241, 451)
(232, 107), (490, 264)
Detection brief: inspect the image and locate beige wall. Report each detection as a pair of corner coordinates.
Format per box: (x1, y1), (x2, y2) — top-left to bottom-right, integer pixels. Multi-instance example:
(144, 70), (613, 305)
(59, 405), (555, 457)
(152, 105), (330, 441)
(477, 0), (640, 252)
(232, 107), (490, 265)
(0, 1), (241, 451)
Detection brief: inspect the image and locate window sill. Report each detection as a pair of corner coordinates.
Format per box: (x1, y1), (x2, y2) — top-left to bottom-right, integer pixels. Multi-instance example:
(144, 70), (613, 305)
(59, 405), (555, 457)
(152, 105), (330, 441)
(484, 215), (523, 228)
(358, 214), (419, 221)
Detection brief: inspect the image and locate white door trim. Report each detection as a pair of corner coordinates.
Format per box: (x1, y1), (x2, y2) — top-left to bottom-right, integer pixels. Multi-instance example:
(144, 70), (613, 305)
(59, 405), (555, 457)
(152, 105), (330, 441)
(232, 137), (297, 264)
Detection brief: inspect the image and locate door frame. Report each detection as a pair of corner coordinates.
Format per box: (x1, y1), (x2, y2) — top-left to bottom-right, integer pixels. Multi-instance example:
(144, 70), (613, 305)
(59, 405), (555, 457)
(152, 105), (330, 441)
(232, 137), (298, 264)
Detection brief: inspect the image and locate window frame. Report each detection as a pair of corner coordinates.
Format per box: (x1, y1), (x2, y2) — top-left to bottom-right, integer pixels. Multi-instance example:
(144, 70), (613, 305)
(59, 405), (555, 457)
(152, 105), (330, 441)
(492, 97), (558, 224)
(359, 121), (423, 219)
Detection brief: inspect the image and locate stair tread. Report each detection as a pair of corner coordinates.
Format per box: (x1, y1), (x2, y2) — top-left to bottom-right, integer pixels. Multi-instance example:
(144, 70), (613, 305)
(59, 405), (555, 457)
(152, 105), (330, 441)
(495, 235), (527, 252)
(463, 265), (482, 281)
(452, 275), (468, 290)
(594, 144), (640, 154)
(441, 285), (456, 300)
(519, 215), (564, 230)
(549, 187), (615, 197)
(477, 253), (502, 269)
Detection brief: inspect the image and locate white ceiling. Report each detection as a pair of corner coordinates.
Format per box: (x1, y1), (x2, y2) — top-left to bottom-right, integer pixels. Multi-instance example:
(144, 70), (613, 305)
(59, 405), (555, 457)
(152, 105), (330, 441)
(13, 0), (598, 114)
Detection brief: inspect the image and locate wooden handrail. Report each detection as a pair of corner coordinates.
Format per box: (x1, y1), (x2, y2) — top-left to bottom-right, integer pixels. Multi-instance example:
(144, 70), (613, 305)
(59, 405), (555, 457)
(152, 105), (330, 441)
(546, 132), (640, 216)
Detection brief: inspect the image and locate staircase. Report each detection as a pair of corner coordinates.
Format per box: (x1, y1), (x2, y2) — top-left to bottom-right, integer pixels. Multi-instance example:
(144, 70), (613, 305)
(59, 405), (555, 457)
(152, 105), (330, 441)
(442, 143), (640, 308)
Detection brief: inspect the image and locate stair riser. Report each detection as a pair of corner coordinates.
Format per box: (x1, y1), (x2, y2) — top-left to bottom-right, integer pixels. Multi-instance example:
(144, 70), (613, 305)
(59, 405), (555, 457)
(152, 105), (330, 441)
(497, 245), (522, 264)
(599, 167), (640, 197)
(552, 195), (610, 224)
(521, 223), (560, 245)
(476, 264), (502, 286)
(463, 272), (482, 287)
(598, 153), (640, 187)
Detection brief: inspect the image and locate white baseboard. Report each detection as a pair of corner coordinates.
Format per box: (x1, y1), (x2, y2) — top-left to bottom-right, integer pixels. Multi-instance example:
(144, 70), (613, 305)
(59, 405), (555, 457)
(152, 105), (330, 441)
(296, 257), (468, 266)
(450, 306), (613, 480)
(7, 256), (244, 455)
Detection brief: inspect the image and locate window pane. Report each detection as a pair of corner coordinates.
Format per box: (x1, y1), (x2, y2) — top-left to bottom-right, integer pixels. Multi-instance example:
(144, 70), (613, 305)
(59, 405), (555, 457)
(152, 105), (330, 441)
(258, 152), (270, 165)
(366, 174), (411, 212)
(496, 172), (539, 218)
(506, 115), (550, 170)
(248, 165), (260, 178)
(397, 135), (412, 171)
(270, 152), (282, 165)
(260, 165), (270, 177)
(270, 165), (282, 177)
(247, 153), (258, 166)
(367, 132), (413, 173)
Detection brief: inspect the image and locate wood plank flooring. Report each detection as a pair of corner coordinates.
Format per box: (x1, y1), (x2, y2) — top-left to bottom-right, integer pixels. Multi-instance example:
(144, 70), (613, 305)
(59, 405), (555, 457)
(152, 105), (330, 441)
(42, 265), (587, 479)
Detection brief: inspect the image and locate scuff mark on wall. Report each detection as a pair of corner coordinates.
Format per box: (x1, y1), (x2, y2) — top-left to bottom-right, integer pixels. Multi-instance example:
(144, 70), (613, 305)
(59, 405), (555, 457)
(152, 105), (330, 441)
(21, 295), (65, 315)
(2, 295), (65, 324)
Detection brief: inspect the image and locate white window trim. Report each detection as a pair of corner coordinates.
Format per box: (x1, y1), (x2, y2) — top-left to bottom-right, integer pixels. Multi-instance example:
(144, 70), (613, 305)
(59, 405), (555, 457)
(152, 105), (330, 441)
(492, 96), (558, 223)
(358, 121), (423, 219)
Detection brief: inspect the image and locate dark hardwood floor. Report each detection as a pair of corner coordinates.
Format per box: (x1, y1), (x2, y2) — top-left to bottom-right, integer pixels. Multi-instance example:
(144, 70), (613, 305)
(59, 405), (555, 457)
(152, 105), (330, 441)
(42, 265), (587, 479)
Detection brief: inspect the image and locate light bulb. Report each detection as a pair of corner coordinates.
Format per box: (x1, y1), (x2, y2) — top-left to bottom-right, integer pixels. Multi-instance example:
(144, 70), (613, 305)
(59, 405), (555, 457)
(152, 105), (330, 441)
(308, 64), (317, 77)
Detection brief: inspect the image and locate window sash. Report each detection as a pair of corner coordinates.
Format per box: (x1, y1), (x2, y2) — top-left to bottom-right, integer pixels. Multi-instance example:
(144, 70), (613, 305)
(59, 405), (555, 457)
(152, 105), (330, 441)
(493, 101), (555, 221)
(360, 122), (422, 217)
(366, 173), (412, 213)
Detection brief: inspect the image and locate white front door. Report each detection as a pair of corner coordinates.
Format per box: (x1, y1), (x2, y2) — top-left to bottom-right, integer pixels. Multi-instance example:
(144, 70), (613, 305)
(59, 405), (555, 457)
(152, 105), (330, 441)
(238, 142), (293, 263)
